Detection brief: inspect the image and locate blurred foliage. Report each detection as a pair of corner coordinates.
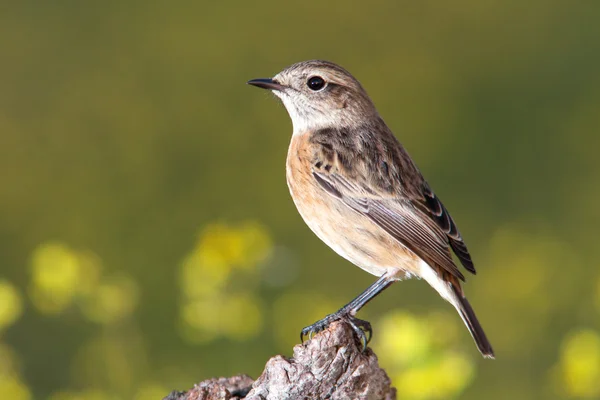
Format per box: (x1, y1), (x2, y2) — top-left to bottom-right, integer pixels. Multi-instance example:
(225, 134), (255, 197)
(0, 281), (23, 332)
(374, 311), (475, 399)
(0, 343), (31, 400)
(178, 221), (271, 343)
(552, 330), (600, 398)
(1, 1), (599, 399)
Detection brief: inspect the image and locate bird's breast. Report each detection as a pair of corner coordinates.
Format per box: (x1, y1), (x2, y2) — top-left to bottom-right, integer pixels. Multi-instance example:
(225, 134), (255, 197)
(285, 132), (419, 278)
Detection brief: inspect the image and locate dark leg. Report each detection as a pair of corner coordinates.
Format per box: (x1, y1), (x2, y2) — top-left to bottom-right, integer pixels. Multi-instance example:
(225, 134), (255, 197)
(301, 273), (394, 350)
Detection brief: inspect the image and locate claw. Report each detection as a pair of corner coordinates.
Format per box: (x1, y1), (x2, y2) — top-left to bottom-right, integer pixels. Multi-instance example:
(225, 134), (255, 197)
(300, 323), (323, 344)
(299, 313), (373, 352)
(346, 317), (372, 352)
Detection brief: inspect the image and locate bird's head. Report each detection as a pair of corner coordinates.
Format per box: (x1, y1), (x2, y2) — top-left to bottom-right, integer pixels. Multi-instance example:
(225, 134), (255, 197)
(248, 60), (378, 134)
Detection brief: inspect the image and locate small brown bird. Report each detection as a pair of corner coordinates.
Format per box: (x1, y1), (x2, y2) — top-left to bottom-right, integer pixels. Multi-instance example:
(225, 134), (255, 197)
(248, 60), (494, 358)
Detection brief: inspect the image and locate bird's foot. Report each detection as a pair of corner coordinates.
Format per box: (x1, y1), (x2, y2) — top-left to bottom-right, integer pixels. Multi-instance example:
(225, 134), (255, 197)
(300, 313), (372, 351)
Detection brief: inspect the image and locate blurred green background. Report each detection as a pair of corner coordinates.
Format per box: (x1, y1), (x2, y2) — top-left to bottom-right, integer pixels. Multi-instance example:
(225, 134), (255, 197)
(1, 1), (599, 399)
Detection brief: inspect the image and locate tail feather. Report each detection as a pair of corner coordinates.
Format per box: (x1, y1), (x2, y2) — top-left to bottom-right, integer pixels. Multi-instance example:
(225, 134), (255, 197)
(418, 260), (495, 358)
(451, 286), (495, 359)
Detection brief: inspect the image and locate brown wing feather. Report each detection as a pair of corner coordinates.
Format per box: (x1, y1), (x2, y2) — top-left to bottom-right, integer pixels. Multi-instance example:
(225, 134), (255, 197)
(415, 185), (476, 274)
(313, 171), (466, 281)
(309, 124), (476, 279)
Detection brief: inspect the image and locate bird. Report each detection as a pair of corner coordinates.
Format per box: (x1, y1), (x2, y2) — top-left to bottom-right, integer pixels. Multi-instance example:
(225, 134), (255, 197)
(247, 60), (494, 359)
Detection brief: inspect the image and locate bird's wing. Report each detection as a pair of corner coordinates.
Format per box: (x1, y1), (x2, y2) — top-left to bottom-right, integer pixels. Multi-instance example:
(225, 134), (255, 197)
(313, 169), (466, 281)
(413, 184), (476, 274)
(308, 126), (475, 280)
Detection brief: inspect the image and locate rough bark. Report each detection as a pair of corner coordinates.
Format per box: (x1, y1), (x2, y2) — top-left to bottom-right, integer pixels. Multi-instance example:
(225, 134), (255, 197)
(164, 320), (396, 400)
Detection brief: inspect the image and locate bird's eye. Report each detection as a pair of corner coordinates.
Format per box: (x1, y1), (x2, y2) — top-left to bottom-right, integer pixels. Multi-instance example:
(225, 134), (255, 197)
(307, 76), (326, 91)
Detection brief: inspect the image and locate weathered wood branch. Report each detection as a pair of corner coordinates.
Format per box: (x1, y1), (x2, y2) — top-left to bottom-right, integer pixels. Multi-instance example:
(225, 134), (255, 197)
(164, 321), (396, 400)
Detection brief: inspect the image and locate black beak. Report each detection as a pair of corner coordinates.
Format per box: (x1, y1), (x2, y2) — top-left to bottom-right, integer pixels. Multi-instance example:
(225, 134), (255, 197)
(247, 78), (285, 91)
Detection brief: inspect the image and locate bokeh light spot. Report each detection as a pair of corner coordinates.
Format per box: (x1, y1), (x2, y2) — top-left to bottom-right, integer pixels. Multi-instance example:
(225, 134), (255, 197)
(378, 312), (431, 364)
(374, 310), (475, 400)
(29, 242), (82, 314)
(0, 280), (23, 332)
(180, 298), (222, 344)
(0, 376), (31, 400)
(78, 274), (139, 325)
(178, 221), (272, 344)
(557, 329), (600, 398)
(0, 343), (30, 400)
(220, 294), (263, 340)
(180, 251), (231, 299)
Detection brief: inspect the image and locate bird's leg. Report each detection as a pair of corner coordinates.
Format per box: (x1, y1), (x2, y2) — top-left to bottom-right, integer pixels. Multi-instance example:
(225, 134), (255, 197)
(300, 273), (394, 350)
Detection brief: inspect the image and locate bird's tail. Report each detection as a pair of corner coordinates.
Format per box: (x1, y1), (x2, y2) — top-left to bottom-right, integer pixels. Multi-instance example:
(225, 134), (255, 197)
(450, 285), (495, 359)
(418, 261), (494, 358)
